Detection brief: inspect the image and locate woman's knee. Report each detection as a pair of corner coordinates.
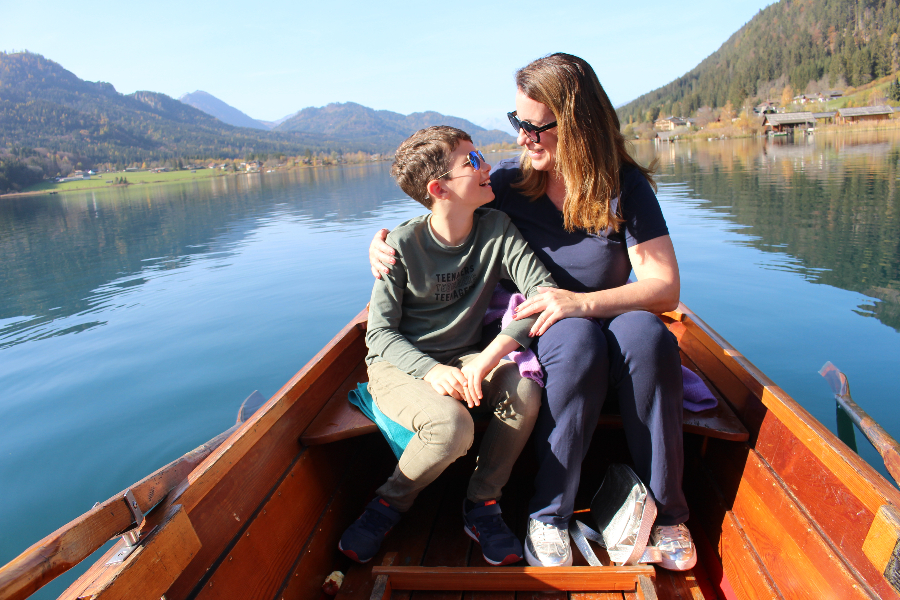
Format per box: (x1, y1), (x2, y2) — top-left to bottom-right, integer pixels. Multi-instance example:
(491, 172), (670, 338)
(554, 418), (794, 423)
(608, 311), (679, 360)
(537, 318), (608, 372)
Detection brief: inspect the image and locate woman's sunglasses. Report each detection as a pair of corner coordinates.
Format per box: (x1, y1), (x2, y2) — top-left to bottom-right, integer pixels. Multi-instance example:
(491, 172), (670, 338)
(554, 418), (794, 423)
(436, 150), (486, 179)
(508, 111), (557, 143)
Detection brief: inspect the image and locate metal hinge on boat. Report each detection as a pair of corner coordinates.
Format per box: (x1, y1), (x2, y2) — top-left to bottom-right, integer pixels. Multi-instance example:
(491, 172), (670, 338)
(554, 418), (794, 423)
(105, 489), (145, 565)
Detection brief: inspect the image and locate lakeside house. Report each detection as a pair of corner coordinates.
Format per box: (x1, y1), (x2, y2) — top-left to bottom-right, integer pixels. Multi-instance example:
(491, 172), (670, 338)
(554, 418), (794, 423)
(654, 116), (687, 131)
(57, 170), (91, 182)
(763, 112), (816, 132)
(835, 105), (894, 124)
(654, 131), (679, 143)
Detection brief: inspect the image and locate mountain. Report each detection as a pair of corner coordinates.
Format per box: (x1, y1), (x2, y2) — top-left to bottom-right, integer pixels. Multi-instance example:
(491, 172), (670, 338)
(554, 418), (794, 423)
(0, 52), (361, 167)
(617, 0), (900, 123)
(179, 91), (269, 130)
(275, 102), (515, 149)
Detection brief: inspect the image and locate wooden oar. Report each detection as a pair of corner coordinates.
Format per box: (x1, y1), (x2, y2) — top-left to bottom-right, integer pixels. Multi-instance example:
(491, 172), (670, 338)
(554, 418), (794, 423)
(820, 361), (900, 485)
(0, 390), (266, 600)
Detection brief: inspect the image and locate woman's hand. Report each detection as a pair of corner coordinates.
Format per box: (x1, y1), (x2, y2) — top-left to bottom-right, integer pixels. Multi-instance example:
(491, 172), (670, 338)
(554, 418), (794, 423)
(369, 229), (395, 279)
(514, 287), (588, 337)
(423, 364), (468, 402)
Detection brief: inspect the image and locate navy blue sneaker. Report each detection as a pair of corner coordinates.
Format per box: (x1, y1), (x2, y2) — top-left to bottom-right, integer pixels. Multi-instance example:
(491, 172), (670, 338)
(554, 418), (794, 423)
(339, 497), (402, 563)
(463, 499), (523, 566)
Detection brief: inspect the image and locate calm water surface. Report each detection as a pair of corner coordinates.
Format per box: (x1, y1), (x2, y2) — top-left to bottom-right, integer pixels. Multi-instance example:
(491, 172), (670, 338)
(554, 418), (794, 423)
(2, 135), (899, 597)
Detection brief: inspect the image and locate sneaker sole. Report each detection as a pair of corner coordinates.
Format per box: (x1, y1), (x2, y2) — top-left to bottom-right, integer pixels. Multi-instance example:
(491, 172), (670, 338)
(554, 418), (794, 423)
(524, 540), (573, 567)
(658, 551), (697, 572)
(463, 526), (522, 566)
(338, 540), (372, 564)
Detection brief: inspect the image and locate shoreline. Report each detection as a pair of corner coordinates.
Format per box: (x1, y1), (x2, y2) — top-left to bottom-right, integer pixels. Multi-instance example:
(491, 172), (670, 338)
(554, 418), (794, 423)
(629, 118), (900, 144)
(0, 162), (378, 200)
(1, 151), (520, 200)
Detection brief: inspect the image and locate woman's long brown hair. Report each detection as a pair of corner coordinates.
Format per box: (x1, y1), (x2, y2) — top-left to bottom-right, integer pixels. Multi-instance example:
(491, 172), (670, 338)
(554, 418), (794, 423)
(514, 53), (656, 233)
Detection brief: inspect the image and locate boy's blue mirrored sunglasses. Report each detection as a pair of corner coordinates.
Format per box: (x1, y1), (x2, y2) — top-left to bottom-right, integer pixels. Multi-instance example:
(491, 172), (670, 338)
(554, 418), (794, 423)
(436, 150), (486, 179)
(508, 111), (557, 143)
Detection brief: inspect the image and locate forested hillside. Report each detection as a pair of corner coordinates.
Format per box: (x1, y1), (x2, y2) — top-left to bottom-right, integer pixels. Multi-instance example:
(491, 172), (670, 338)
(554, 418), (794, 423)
(617, 0), (900, 123)
(0, 52), (514, 191)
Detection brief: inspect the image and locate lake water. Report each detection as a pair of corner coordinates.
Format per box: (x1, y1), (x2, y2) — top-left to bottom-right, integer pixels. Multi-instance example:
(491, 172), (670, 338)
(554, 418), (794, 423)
(2, 133), (899, 597)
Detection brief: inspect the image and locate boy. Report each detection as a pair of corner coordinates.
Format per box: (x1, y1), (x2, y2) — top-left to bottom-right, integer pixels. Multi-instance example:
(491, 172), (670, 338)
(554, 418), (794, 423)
(339, 126), (557, 566)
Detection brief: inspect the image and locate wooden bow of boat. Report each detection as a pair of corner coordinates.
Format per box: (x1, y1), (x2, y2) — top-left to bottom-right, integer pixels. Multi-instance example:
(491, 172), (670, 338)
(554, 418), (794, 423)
(1, 304), (900, 600)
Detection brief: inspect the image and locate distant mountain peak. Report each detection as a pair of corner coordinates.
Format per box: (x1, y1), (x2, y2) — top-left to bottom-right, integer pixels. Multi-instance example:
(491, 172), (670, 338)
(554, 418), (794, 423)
(274, 102), (514, 147)
(179, 91), (270, 130)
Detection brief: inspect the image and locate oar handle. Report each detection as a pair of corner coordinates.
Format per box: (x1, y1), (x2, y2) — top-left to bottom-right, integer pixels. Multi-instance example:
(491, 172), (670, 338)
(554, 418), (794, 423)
(820, 362), (900, 485)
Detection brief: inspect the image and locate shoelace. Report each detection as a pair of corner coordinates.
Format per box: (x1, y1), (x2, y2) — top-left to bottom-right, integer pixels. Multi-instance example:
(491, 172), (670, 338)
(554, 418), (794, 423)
(359, 508), (395, 536)
(653, 524), (691, 550)
(532, 522), (567, 552)
(473, 512), (513, 540)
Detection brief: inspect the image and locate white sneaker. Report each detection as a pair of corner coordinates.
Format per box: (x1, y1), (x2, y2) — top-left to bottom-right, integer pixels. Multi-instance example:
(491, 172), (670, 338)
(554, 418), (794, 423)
(524, 518), (573, 567)
(650, 523), (697, 571)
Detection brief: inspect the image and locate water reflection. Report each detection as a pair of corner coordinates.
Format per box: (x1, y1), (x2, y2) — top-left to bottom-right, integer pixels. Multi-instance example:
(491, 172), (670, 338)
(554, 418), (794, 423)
(634, 132), (900, 331)
(0, 163), (405, 348)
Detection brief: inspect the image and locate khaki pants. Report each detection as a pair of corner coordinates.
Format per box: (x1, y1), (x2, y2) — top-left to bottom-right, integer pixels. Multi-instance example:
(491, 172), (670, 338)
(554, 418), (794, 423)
(368, 353), (541, 512)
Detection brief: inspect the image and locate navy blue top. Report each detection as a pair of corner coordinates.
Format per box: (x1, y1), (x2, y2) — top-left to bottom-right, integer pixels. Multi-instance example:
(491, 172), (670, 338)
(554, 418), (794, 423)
(487, 157), (669, 293)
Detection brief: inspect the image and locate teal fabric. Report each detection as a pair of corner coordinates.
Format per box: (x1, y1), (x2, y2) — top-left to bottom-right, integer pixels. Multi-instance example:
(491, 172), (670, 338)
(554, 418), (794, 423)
(348, 383), (414, 459)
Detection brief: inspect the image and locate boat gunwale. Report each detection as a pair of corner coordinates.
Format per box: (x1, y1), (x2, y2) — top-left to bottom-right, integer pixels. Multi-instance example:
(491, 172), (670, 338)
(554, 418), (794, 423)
(670, 303), (900, 512)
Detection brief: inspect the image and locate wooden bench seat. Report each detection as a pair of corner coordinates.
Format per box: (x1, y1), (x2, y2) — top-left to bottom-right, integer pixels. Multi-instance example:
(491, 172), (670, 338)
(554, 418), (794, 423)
(299, 355), (749, 446)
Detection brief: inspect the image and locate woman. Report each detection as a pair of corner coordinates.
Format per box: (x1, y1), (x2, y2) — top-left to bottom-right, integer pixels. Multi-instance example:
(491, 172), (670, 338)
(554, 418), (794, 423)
(369, 53), (694, 571)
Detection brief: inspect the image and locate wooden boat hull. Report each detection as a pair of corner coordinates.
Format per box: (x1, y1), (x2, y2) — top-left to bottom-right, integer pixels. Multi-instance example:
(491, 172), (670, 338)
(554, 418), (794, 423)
(2, 304), (899, 599)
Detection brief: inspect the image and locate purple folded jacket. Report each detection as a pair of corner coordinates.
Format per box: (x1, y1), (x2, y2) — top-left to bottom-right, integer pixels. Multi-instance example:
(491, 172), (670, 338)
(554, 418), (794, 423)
(483, 285), (545, 387)
(681, 366), (718, 412)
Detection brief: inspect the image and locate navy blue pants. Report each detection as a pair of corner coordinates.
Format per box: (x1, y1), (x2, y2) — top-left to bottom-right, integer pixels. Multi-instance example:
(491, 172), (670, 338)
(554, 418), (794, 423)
(528, 311), (688, 528)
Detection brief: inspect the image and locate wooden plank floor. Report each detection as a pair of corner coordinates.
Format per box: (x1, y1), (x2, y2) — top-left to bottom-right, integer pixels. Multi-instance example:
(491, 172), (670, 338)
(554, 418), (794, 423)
(328, 430), (714, 600)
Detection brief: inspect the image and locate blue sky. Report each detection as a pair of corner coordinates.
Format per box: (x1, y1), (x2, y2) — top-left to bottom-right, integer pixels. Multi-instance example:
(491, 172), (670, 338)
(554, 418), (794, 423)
(2, 0), (776, 128)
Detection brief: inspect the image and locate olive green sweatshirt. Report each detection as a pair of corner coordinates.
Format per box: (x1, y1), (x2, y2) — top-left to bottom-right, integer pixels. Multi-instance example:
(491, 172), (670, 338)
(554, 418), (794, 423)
(366, 207), (557, 378)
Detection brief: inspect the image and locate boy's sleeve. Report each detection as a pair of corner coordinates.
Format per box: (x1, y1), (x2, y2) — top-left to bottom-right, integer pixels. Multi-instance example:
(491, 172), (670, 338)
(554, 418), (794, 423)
(365, 248), (441, 379)
(498, 220), (558, 349)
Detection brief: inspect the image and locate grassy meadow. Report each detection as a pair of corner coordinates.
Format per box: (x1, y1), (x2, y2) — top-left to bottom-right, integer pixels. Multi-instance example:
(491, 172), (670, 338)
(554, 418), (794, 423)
(21, 168), (226, 194)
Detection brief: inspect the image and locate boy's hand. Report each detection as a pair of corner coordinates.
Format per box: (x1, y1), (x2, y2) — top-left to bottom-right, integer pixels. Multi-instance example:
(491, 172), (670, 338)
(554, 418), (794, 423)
(460, 353), (495, 408)
(423, 364), (467, 402)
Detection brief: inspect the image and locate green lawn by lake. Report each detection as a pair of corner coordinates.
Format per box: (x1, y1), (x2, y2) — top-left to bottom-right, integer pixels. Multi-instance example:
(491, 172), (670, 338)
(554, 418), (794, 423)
(23, 168), (227, 193)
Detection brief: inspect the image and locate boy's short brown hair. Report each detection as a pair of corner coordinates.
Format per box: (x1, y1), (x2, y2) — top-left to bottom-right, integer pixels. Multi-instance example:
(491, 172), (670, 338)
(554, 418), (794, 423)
(390, 125), (472, 209)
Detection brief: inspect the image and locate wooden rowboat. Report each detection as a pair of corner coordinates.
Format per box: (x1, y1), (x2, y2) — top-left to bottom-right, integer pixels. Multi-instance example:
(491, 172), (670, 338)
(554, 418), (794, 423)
(2, 303), (900, 600)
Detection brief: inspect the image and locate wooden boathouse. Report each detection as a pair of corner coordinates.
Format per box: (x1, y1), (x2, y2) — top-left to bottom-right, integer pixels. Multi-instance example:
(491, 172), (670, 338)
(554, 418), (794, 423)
(763, 111), (816, 133)
(836, 105), (894, 124)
